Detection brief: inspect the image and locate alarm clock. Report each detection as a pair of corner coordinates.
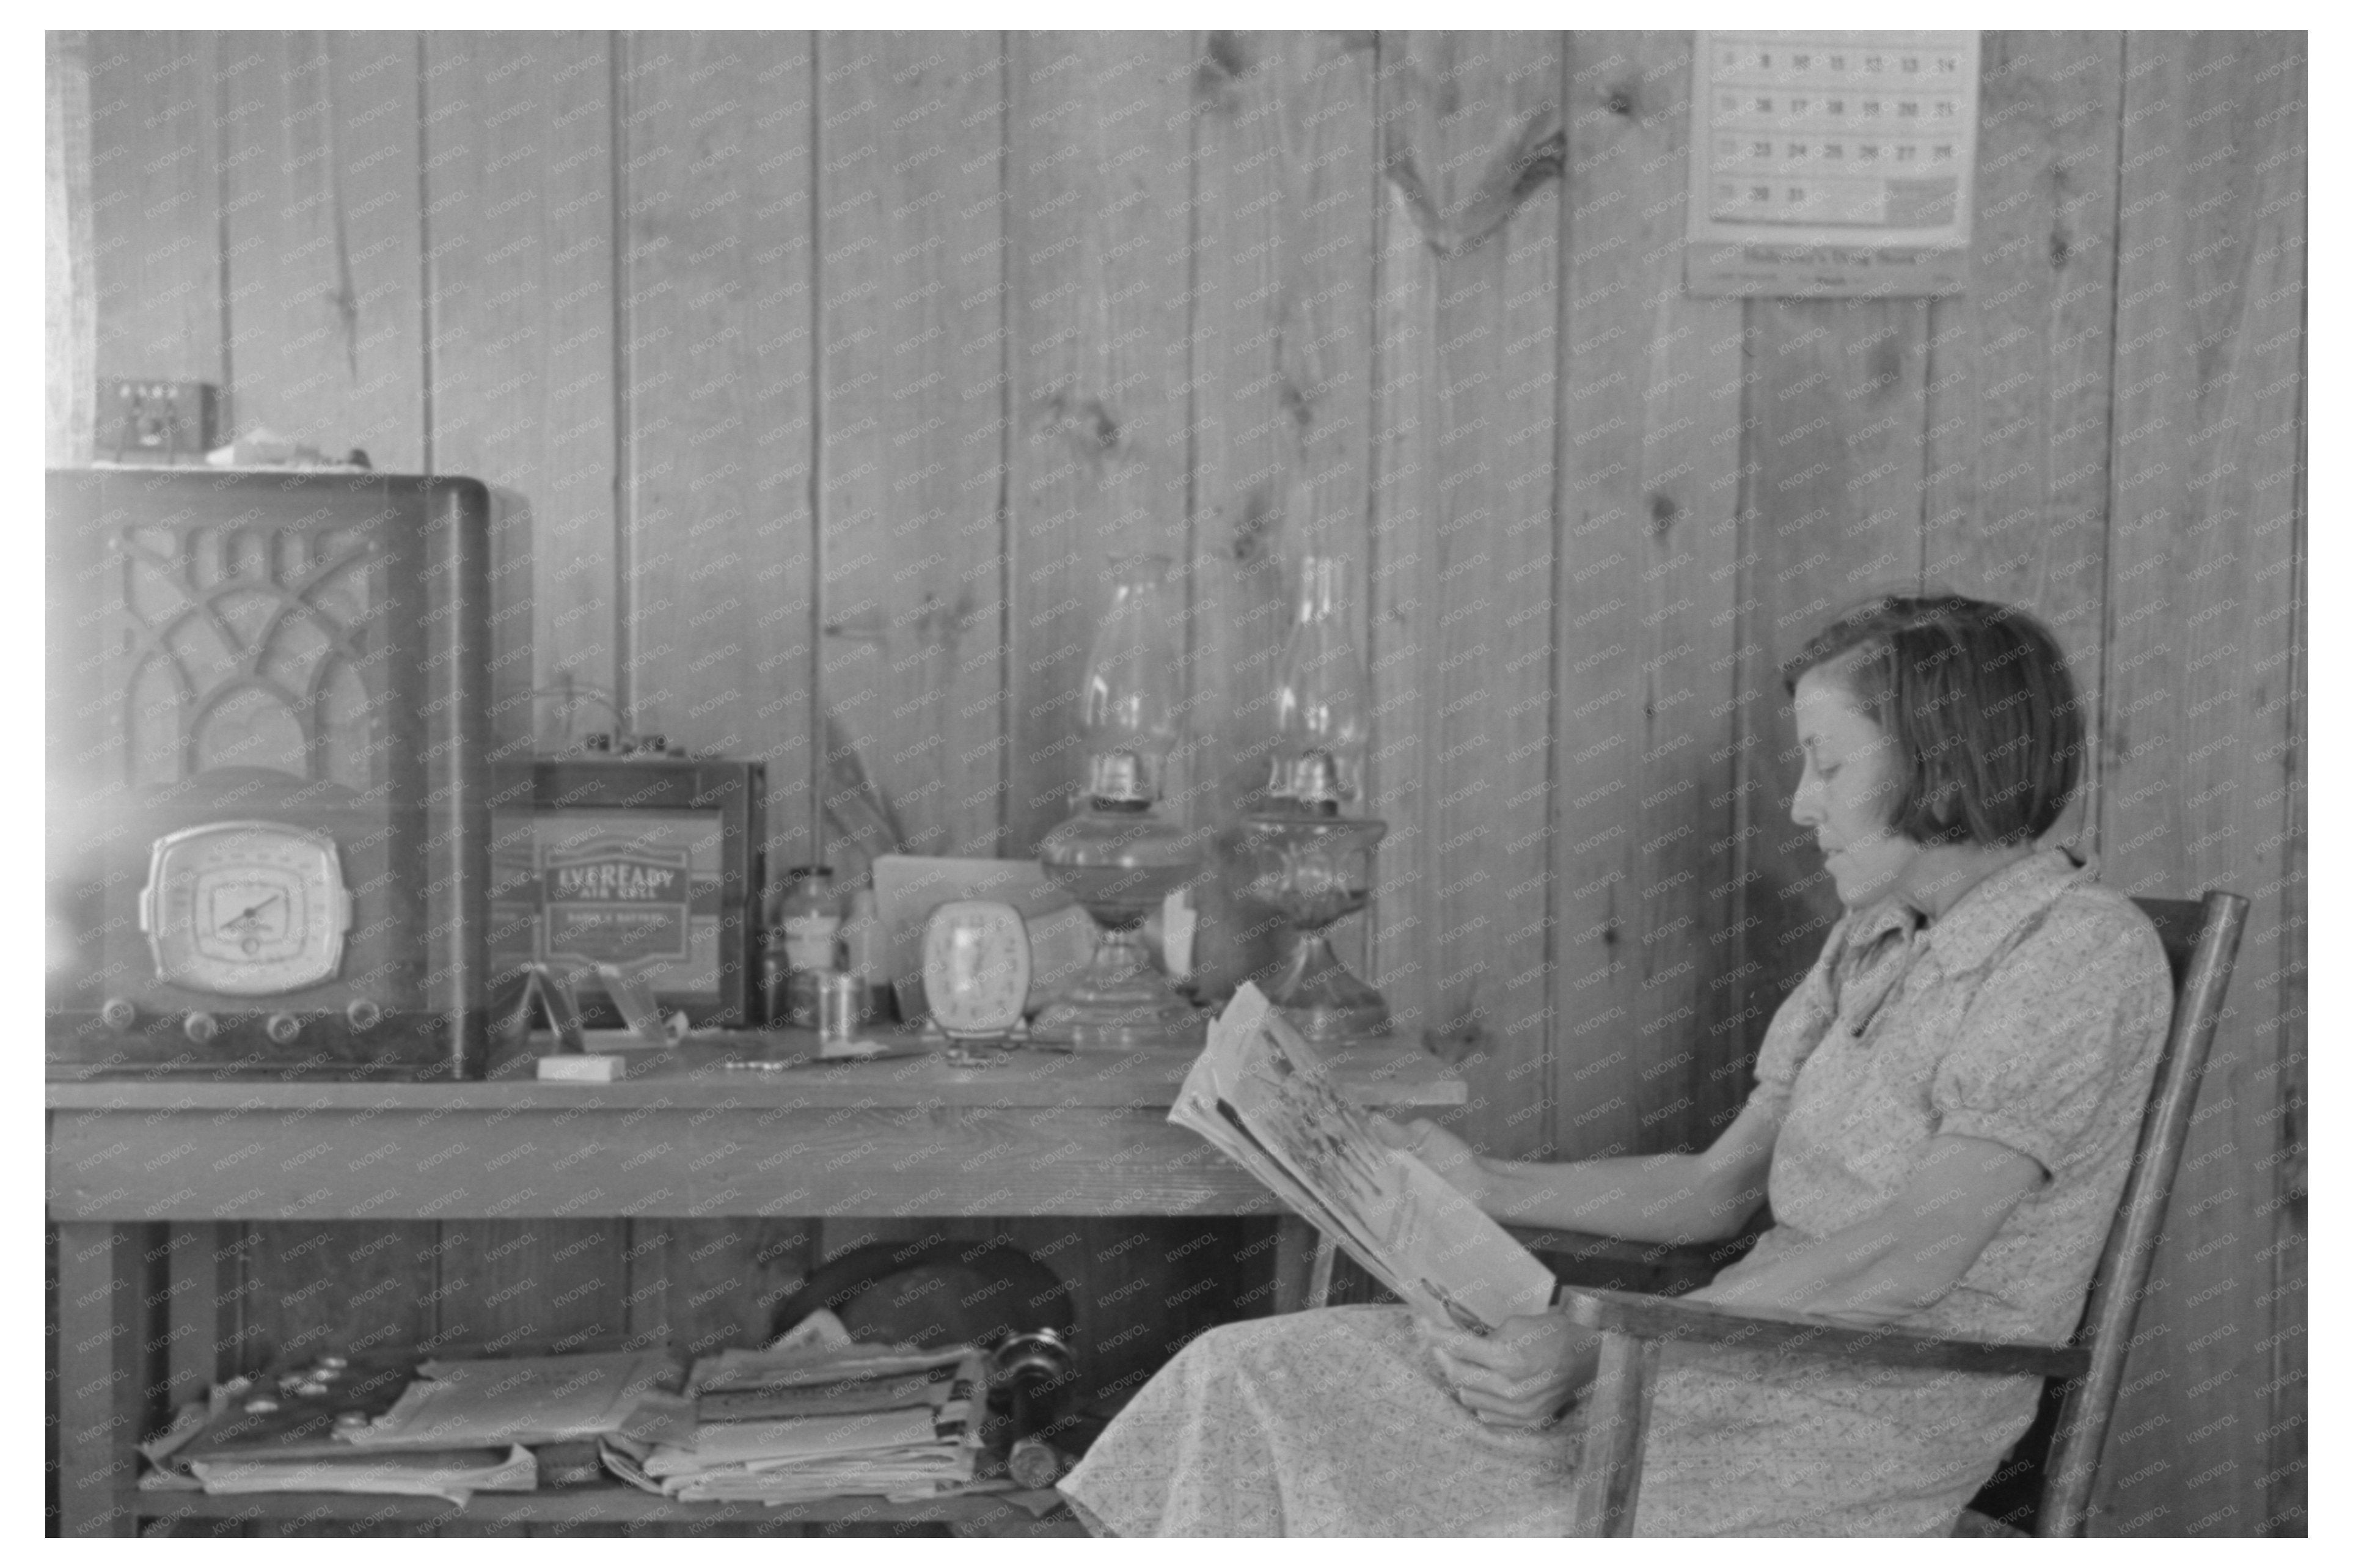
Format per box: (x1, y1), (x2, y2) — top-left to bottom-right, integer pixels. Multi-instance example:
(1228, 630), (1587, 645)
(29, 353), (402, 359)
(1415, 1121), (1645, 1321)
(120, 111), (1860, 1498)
(45, 469), (494, 1077)
(921, 900), (1032, 1042)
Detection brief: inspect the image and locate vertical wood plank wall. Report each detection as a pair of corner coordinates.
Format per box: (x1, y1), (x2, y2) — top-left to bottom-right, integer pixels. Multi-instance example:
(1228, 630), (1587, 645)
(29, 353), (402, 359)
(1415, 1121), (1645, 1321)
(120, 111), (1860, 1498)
(75, 28), (2305, 1537)
(47, 32), (95, 465)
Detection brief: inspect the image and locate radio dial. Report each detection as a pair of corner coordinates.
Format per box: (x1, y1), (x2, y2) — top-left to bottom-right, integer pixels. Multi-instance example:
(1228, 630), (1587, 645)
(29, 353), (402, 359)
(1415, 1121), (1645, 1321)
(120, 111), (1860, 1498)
(142, 821), (353, 998)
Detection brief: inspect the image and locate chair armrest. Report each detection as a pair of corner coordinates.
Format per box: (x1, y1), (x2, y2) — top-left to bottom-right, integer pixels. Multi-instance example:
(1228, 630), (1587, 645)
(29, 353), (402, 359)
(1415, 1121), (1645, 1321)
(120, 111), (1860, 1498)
(1507, 1227), (1756, 1275)
(1554, 1285), (2088, 1380)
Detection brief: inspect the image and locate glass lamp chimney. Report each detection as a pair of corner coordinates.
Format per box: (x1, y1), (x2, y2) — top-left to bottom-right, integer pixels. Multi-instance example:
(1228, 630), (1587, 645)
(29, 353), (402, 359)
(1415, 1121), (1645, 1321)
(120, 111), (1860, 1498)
(1268, 552), (1369, 813)
(1078, 554), (1184, 807)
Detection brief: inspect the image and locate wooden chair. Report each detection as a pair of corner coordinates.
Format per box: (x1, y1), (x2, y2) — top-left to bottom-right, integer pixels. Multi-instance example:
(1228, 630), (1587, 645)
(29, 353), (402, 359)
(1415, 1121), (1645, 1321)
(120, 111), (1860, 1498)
(1523, 891), (2247, 1537)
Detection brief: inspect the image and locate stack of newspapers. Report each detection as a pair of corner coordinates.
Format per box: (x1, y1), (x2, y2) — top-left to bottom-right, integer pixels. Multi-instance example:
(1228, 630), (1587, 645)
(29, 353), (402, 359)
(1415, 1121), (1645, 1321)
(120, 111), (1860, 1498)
(1171, 983), (1557, 1335)
(139, 1347), (681, 1506)
(602, 1313), (986, 1505)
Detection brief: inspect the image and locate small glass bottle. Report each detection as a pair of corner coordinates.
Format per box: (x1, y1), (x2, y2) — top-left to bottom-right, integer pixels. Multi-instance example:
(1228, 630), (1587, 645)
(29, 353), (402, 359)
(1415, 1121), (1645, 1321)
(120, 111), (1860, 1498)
(839, 886), (888, 1024)
(769, 865), (841, 1029)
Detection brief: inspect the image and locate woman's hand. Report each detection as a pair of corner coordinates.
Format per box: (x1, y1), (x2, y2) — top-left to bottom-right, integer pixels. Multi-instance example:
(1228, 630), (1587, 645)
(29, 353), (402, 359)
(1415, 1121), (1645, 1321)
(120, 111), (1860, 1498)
(1419, 1311), (1598, 1430)
(1374, 1116), (1493, 1207)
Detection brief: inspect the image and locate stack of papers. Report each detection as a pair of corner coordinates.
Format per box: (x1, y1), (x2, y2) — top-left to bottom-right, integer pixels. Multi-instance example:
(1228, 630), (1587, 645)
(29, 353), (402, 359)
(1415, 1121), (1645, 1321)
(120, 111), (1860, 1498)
(341, 1347), (681, 1449)
(142, 1348), (684, 1506)
(606, 1313), (986, 1504)
(1171, 983), (1557, 1335)
(140, 1357), (553, 1506)
(187, 1446), (536, 1506)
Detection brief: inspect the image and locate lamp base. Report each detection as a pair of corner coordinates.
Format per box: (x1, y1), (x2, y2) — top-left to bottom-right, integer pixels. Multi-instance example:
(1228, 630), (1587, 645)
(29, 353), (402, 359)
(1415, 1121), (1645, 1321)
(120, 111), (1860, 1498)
(1035, 797), (1205, 1050)
(1237, 810), (1391, 1043)
(1028, 928), (1205, 1050)
(1030, 988), (1206, 1051)
(1265, 929), (1390, 1042)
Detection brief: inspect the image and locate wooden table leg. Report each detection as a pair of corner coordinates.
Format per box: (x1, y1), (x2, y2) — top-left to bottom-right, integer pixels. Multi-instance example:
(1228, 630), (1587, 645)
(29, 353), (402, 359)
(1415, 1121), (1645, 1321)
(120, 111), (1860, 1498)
(1272, 1216), (1338, 1314)
(1307, 1231), (1335, 1310)
(55, 1221), (144, 1537)
(163, 1221), (238, 1412)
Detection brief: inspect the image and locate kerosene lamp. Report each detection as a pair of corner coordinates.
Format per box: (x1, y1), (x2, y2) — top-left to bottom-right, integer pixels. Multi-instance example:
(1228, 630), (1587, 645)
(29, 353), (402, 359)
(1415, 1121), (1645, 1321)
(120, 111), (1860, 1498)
(1237, 550), (1391, 1041)
(1032, 554), (1209, 1050)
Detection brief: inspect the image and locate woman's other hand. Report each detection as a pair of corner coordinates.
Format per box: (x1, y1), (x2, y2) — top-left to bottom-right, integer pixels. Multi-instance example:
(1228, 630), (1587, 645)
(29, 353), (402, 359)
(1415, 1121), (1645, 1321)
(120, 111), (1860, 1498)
(1419, 1311), (1598, 1430)
(1374, 1116), (1492, 1206)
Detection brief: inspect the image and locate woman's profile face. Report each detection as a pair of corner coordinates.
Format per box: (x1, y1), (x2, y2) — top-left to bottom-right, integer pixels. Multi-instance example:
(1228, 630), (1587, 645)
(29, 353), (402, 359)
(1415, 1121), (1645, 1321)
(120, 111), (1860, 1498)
(1790, 667), (1919, 909)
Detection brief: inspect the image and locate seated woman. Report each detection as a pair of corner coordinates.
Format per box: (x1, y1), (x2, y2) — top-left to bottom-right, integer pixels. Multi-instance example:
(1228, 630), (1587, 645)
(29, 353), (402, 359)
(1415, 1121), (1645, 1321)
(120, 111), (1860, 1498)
(1059, 594), (2174, 1536)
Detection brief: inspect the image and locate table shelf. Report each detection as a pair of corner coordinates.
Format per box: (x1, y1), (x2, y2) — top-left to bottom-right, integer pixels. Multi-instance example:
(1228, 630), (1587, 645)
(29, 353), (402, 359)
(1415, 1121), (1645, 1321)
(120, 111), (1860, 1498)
(53, 1037), (1466, 1536)
(128, 1482), (1068, 1532)
(48, 1033), (1462, 1111)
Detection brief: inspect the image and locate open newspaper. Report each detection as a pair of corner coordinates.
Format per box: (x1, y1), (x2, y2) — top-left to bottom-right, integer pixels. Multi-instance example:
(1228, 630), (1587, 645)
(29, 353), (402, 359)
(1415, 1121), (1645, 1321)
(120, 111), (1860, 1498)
(1171, 984), (1556, 1335)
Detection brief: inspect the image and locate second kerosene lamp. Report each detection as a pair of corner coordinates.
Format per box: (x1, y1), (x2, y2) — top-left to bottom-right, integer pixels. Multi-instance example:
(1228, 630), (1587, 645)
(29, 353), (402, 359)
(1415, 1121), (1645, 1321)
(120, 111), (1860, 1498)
(1032, 554), (1207, 1050)
(1237, 551), (1391, 1041)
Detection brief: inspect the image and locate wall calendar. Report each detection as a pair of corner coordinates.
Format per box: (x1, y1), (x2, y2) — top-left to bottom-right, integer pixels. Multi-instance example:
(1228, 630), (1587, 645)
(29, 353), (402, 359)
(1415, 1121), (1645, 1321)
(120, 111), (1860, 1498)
(1686, 31), (1980, 298)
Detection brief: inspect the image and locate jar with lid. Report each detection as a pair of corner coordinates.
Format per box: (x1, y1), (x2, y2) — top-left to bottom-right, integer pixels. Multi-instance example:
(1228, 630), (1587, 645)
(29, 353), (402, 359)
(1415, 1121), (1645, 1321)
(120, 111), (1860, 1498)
(766, 865), (841, 1028)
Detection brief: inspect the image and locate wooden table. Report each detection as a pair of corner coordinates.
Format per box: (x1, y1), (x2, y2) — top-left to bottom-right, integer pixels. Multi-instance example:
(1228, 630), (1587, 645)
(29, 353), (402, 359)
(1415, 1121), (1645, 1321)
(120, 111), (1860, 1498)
(47, 1033), (1463, 1536)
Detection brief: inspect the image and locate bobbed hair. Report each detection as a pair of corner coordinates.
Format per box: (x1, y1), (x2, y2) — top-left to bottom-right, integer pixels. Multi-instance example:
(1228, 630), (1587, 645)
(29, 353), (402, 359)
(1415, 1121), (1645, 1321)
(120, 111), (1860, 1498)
(1781, 595), (2083, 849)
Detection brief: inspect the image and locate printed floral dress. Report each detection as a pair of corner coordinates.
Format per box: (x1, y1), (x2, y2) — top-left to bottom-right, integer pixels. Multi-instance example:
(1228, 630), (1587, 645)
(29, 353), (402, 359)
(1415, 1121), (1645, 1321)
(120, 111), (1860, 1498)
(1060, 850), (2172, 1536)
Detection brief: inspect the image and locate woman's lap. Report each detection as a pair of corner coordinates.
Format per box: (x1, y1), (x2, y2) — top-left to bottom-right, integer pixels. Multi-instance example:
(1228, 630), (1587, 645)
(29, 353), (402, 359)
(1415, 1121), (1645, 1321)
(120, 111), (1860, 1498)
(1059, 1305), (1579, 1537)
(1058, 1303), (2031, 1537)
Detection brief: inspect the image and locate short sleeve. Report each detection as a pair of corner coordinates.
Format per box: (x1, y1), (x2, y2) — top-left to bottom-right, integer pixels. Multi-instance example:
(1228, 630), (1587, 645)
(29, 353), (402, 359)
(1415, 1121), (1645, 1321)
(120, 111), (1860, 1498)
(1746, 914), (1850, 1115)
(1931, 901), (2172, 1178)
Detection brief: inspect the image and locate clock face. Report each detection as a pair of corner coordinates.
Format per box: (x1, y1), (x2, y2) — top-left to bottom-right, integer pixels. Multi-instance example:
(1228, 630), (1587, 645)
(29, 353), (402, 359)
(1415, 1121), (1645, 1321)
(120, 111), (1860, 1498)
(142, 821), (353, 997)
(921, 899), (1032, 1039)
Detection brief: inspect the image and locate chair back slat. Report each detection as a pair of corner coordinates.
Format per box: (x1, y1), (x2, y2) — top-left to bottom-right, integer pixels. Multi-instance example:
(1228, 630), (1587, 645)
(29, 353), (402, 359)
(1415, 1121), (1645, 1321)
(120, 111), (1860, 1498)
(2036, 892), (2248, 1537)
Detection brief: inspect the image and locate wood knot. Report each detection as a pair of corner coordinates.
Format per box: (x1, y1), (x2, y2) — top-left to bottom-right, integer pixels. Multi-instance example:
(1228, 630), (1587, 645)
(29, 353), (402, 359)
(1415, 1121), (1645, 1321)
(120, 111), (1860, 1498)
(1605, 84), (1637, 117)
(2049, 229), (2072, 269)
(1231, 483), (1276, 564)
(1279, 378), (1311, 435)
(1041, 386), (1121, 457)
(1867, 338), (1904, 391)
(1648, 491), (1678, 537)
(1195, 32), (1249, 112)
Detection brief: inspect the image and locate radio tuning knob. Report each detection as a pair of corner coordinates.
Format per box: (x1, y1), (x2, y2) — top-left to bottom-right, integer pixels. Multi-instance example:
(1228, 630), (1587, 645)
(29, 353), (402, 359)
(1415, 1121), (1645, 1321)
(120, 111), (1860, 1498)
(265, 1013), (302, 1046)
(183, 1012), (218, 1044)
(345, 998), (382, 1033)
(99, 998), (136, 1032)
